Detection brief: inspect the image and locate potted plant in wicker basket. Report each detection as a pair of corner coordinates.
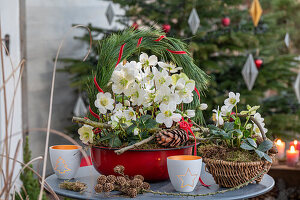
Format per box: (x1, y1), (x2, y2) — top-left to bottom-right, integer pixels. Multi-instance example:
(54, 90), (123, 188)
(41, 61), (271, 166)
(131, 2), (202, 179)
(72, 28), (209, 181)
(199, 92), (278, 188)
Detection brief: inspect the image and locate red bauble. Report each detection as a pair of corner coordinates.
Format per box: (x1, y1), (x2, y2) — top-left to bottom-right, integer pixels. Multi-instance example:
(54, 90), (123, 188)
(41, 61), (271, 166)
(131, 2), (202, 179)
(162, 24), (171, 33)
(222, 17), (230, 27)
(132, 22), (139, 30)
(255, 59), (263, 69)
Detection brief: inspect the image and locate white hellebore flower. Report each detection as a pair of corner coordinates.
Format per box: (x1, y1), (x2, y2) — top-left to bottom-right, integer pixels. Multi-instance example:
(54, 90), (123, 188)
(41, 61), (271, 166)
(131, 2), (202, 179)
(156, 103), (181, 128)
(224, 92), (240, 109)
(213, 107), (224, 126)
(154, 85), (180, 105)
(158, 62), (182, 73)
(253, 113), (264, 124)
(130, 83), (147, 106)
(253, 123), (268, 137)
(186, 110), (195, 118)
(111, 61), (139, 95)
(94, 92), (114, 114)
(78, 125), (94, 144)
(199, 103), (208, 111)
(153, 67), (172, 89)
(139, 53), (158, 67)
(172, 78), (195, 104)
(124, 107), (137, 121)
(221, 105), (232, 116)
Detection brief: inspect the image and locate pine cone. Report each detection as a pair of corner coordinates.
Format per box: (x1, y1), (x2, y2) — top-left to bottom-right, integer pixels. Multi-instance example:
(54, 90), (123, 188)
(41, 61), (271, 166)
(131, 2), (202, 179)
(103, 183), (114, 192)
(106, 175), (116, 183)
(116, 176), (127, 186)
(141, 182), (150, 190)
(97, 175), (107, 185)
(156, 129), (188, 147)
(126, 188), (138, 198)
(130, 179), (143, 188)
(114, 165), (125, 175)
(94, 184), (103, 193)
(133, 175), (144, 182)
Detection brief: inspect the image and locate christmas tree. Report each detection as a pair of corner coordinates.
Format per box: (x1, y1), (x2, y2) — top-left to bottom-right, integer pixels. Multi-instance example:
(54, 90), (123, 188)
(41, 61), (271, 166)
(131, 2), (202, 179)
(61, 0), (300, 139)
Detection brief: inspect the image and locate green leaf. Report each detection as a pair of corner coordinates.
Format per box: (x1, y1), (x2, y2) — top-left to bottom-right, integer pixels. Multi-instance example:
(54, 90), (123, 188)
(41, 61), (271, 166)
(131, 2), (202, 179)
(240, 142), (255, 150)
(224, 122), (234, 131)
(246, 138), (257, 148)
(255, 150), (264, 158)
(109, 135), (122, 147)
(263, 154), (273, 163)
(140, 115), (151, 122)
(98, 133), (114, 142)
(140, 131), (149, 139)
(257, 140), (273, 152)
(145, 119), (158, 129)
(126, 124), (137, 134)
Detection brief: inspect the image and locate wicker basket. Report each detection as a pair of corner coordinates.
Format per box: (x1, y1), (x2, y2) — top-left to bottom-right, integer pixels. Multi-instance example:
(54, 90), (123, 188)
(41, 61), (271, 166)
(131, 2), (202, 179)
(203, 114), (276, 188)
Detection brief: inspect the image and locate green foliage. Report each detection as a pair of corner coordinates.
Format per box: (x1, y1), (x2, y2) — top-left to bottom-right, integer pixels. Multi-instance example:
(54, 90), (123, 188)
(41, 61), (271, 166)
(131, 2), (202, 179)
(16, 136), (47, 200)
(87, 28), (209, 123)
(240, 138), (273, 162)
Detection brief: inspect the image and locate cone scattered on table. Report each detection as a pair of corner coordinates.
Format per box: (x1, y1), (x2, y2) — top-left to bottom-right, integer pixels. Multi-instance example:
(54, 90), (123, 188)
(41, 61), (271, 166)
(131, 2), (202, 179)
(59, 180), (87, 192)
(156, 129), (188, 147)
(93, 165), (150, 198)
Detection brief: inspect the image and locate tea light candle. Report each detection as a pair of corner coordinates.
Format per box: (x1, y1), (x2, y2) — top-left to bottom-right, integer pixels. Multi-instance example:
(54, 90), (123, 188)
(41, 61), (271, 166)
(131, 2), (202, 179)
(275, 139), (285, 159)
(289, 140), (300, 156)
(286, 146), (299, 167)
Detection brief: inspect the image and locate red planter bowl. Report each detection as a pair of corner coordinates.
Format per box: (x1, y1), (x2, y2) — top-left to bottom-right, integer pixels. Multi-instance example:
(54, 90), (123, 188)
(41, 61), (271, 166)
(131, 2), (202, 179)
(91, 144), (194, 181)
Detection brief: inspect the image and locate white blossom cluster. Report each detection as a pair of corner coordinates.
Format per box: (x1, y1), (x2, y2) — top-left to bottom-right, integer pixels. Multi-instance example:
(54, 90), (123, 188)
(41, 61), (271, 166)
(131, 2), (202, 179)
(213, 92), (267, 137)
(94, 53), (207, 129)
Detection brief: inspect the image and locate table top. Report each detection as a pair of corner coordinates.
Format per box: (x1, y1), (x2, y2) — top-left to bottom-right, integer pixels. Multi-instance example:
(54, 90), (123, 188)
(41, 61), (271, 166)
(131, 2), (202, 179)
(45, 165), (275, 200)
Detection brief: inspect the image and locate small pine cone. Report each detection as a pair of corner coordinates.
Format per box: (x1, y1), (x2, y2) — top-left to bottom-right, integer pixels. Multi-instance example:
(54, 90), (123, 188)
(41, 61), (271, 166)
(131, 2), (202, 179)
(114, 165), (125, 175)
(126, 188), (138, 198)
(116, 176), (127, 186)
(106, 175), (116, 183)
(124, 175), (130, 181)
(133, 175), (144, 182)
(97, 175), (107, 184)
(103, 183), (114, 192)
(94, 184), (103, 193)
(130, 178), (143, 188)
(156, 129), (188, 147)
(141, 182), (150, 190)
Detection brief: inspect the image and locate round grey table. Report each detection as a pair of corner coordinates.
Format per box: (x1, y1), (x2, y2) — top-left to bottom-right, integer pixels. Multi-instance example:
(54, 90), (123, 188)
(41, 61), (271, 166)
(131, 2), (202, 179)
(45, 165), (274, 200)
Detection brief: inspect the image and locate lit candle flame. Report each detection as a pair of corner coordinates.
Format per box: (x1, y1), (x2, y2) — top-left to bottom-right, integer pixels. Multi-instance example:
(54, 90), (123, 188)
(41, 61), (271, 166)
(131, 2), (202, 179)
(276, 139), (282, 145)
(291, 145), (295, 152)
(294, 140), (298, 145)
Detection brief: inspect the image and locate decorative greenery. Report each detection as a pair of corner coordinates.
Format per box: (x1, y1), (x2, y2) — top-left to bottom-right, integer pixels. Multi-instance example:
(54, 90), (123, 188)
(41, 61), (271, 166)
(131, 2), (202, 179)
(87, 28), (209, 123)
(207, 92), (273, 162)
(16, 136), (46, 200)
(77, 41), (208, 147)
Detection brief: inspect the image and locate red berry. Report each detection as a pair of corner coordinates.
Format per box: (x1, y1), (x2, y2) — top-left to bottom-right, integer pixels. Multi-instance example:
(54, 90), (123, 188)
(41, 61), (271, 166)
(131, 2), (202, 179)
(162, 24), (171, 33)
(132, 22), (138, 30)
(229, 112), (235, 122)
(255, 59), (263, 69)
(222, 17), (230, 27)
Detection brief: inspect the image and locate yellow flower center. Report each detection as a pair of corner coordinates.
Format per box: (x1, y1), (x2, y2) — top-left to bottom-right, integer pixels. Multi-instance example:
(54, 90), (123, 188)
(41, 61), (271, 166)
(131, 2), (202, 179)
(100, 98), (108, 106)
(229, 98), (236, 105)
(162, 95), (170, 103)
(164, 110), (172, 117)
(119, 78), (128, 87)
(159, 77), (166, 85)
(129, 111), (135, 117)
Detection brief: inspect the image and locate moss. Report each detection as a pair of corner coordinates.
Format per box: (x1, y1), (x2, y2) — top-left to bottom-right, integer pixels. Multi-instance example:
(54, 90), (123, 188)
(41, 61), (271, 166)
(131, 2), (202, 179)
(198, 144), (261, 162)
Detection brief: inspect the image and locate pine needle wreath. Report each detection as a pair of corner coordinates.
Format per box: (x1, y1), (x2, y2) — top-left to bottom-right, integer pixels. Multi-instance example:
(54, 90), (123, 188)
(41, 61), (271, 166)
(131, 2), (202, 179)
(87, 28), (209, 123)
